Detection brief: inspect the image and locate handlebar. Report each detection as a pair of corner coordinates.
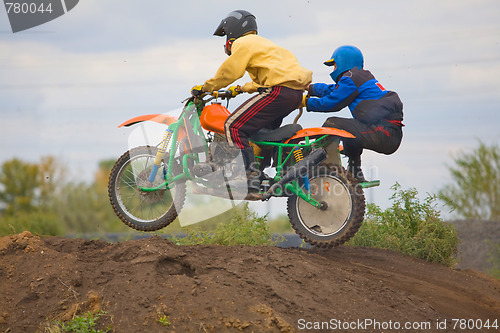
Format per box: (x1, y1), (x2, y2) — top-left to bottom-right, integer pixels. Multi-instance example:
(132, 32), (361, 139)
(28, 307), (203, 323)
(184, 88), (305, 123)
(183, 89), (236, 104)
(202, 89), (235, 101)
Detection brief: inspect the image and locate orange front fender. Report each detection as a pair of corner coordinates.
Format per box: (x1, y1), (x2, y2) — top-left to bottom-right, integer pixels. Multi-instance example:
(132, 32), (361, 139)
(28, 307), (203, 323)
(284, 127), (355, 144)
(118, 113), (186, 142)
(118, 114), (178, 128)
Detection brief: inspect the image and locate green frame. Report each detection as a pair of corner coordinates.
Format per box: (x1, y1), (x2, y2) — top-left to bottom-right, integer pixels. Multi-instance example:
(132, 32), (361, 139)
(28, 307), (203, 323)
(140, 99), (379, 208)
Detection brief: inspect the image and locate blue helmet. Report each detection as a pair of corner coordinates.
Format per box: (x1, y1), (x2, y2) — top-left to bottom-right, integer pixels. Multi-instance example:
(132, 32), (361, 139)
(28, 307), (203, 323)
(324, 45), (364, 82)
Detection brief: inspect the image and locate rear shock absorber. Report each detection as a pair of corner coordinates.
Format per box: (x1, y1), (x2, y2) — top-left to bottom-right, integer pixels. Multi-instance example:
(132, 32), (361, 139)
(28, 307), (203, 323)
(293, 148), (311, 191)
(149, 128), (173, 183)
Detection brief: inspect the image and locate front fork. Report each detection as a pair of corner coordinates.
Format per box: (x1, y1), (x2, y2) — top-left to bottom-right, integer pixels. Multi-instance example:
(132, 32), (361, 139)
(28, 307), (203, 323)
(145, 124), (183, 190)
(148, 128), (173, 183)
(143, 122), (201, 192)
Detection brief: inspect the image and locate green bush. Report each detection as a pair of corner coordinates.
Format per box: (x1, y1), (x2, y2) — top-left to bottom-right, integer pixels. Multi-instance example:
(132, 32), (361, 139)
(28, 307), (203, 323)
(0, 210), (63, 237)
(348, 183), (459, 267)
(172, 203), (284, 246)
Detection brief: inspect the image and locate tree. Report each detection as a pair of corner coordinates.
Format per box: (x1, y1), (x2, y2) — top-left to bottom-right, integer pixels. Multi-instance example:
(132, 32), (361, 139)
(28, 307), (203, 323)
(0, 157), (65, 236)
(439, 141), (500, 221)
(0, 158), (40, 215)
(54, 158), (128, 233)
(0, 156), (130, 236)
(0, 157), (65, 216)
(38, 155), (66, 206)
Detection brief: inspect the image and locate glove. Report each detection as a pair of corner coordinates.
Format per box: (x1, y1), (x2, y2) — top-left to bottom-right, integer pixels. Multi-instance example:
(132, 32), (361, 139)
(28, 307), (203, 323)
(191, 85), (204, 97)
(306, 83), (313, 93)
(300, 95), (309, 109)
(227, 85), (242, 97)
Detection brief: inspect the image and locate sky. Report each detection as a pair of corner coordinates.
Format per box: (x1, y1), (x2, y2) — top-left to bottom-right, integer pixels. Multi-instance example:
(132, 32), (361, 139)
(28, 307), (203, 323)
(1, 0), (500, 219)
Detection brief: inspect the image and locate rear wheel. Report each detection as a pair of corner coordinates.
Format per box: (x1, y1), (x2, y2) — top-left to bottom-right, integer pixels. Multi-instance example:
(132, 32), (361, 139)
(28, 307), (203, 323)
(287, 164), (365, 247)
(108, 146), (186, 231)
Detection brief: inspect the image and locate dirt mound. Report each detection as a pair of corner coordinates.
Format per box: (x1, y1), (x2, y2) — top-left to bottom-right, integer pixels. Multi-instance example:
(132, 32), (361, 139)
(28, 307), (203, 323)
(1, 232), (500, 332)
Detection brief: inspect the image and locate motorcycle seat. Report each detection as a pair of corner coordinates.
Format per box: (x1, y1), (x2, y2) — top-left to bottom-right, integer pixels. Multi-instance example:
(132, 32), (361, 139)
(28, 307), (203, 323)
(250, 124), (303, 142)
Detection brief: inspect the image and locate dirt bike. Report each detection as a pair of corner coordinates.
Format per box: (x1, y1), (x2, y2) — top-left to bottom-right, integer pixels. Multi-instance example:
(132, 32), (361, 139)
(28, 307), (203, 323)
(108, 90), (380, 247)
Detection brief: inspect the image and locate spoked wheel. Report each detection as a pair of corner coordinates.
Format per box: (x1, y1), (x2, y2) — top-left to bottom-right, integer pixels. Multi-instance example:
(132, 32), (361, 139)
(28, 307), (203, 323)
(108, 146), (186, 231)
(287, 164), (365, 247)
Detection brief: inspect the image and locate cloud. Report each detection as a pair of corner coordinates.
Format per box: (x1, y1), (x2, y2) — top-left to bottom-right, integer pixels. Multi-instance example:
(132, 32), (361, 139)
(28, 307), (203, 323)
(1, 0), (500, 212)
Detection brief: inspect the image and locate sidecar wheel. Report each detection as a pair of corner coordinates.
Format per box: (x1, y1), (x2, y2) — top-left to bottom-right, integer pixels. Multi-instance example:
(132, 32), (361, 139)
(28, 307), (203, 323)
(108, 146), (186, 231)
(287, 164), (365, 248)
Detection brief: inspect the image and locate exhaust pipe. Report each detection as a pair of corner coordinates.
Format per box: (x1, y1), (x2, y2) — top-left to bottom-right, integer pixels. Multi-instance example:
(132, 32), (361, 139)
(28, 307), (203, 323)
(262, 148), (327, 200)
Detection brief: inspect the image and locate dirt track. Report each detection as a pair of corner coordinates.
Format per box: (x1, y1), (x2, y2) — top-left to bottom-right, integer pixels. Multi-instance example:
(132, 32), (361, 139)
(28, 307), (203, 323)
(1, 232), (500, 332)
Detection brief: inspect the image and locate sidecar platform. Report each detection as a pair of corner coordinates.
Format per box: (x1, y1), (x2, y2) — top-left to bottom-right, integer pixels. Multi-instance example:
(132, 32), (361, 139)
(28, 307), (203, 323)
(359, 180), (380, 188)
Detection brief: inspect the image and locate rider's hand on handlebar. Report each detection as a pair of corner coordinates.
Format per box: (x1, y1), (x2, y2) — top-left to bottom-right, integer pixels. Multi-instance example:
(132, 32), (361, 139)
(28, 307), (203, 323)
(191, 85), (204, 97)
(227, 85), (242, 97)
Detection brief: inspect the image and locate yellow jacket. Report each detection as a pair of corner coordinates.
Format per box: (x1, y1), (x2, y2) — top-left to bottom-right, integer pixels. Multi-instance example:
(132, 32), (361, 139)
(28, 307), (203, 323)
(204, 34), (312, 93)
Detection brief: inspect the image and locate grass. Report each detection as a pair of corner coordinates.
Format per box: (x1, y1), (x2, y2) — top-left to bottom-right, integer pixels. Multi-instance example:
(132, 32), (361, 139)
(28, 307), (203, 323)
(171, 203), (285, 246)
(158, 314), (171, 326)
(44, 311), (111, 333)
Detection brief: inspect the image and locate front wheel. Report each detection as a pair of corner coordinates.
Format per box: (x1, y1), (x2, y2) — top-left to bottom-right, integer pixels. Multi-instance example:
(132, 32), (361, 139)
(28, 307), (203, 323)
(287, 164), (365, 247)
(108, 146), (186, 231)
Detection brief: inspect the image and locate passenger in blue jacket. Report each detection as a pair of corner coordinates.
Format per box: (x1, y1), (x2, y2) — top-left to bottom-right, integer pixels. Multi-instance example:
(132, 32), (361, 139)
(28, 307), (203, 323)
(303, 45), (404, 182)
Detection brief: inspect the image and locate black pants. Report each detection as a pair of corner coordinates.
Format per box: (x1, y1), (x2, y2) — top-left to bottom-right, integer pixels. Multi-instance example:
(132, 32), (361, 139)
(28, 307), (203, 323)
(322, 116), (403, 158)
(225, 86), (303, 150)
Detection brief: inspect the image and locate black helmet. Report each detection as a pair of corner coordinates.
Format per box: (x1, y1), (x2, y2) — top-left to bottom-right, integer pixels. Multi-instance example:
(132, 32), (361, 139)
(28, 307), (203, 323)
(213, 10), (257, 55)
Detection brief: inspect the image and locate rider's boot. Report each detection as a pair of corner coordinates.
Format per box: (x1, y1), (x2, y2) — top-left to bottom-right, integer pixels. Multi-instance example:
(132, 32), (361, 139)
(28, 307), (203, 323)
(255, 146), (273, 182)
(348, 155), (367, 183)
(231, 147), (261, 192)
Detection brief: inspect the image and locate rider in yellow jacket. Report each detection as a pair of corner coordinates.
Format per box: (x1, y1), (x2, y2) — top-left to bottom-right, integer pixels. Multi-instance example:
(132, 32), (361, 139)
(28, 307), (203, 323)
(203, 33), (312, 94)
(193, 10), (311, 191)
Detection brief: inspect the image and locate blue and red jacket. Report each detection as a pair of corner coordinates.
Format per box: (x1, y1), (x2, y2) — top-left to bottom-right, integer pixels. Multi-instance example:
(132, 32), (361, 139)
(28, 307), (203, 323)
(306, 68), (403, 125)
